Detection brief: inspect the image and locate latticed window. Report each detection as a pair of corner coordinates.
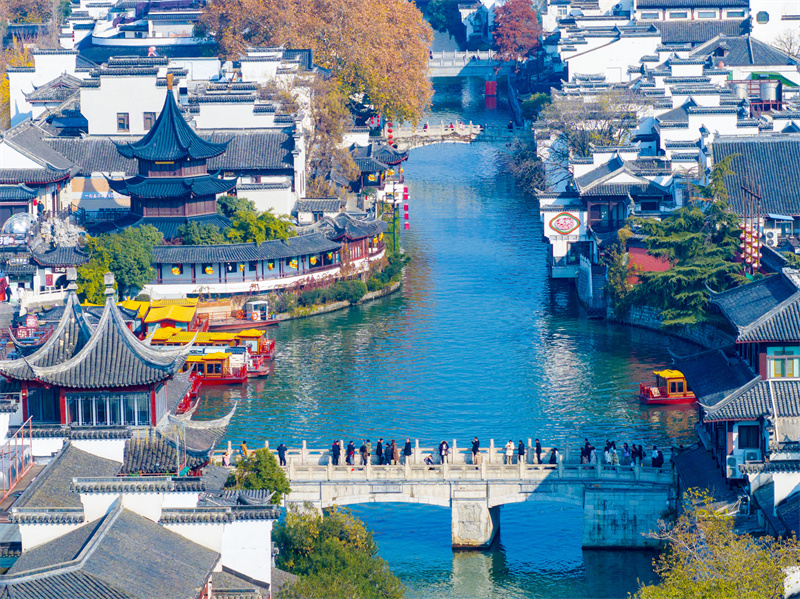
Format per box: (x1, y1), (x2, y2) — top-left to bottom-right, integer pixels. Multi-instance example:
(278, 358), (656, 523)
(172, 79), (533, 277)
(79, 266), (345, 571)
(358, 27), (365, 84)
(66, 392), (150, 426)
(767, 346), (800, 379)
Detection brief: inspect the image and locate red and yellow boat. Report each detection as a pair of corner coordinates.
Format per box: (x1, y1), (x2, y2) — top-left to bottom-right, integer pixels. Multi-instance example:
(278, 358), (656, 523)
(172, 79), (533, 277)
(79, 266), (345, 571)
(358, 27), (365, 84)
(181, 352), (248, 386)
(639, 369), (696, 405)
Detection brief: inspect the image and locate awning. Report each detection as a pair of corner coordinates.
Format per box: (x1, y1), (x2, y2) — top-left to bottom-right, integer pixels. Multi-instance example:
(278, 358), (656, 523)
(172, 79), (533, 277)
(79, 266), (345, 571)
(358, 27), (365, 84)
(767, 213), (795, 221)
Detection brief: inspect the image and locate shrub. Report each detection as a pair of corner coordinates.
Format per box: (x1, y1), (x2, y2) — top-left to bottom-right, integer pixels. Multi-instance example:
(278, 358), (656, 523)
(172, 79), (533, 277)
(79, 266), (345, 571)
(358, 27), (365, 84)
(274, 293), (297, 313)
(330, 280), (367, 304)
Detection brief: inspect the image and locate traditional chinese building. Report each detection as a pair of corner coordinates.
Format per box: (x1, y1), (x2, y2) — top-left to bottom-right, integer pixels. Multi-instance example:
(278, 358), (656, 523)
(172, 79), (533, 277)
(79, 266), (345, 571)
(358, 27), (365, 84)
(0, 271), (194, 428)
(106, 78), (236, 239)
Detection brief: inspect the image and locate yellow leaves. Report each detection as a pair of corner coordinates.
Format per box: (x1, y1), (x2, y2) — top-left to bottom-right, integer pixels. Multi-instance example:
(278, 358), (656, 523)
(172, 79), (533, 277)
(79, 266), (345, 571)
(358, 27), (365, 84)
(1, 39), (34, 129)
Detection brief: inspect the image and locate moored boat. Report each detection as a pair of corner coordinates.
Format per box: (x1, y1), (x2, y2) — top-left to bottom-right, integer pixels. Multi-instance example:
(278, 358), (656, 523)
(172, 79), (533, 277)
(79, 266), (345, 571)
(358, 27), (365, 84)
(639, 369), (696, 405)
(181, 352), (248, 386)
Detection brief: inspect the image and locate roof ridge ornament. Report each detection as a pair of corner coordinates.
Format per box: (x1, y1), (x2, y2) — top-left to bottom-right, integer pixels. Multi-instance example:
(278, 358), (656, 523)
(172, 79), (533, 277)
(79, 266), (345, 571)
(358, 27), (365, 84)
(104, 272), (115, 297)
(66, 267), (78, 292)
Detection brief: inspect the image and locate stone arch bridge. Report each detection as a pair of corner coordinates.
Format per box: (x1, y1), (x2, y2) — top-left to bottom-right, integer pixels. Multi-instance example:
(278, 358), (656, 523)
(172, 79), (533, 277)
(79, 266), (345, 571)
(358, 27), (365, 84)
(278, 443), (674, 549)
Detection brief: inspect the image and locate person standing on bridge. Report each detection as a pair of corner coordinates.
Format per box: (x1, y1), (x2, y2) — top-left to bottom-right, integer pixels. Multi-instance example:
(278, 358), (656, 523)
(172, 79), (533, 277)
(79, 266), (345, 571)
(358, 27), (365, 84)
(472, 437), (480, 465)
(346, 441), (355, 465)
(385, 442), (393, 466)
(331, 440), (341, 466)
(359, 441), (368, 465)
(504, 440), (514, 465)
(403, 439), (412, 464)
(366, 439), (372, 463)
(535, 439), (542, 464)
(518, 440), (526, 464)
(391, 440), (399, 465)
(376, 439), (384, 465)
(277, 443), (287, 467)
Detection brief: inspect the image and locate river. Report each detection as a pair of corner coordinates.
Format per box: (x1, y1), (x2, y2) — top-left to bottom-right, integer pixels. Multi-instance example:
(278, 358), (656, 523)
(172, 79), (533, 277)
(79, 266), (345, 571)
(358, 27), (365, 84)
(200, 80), (700, 598)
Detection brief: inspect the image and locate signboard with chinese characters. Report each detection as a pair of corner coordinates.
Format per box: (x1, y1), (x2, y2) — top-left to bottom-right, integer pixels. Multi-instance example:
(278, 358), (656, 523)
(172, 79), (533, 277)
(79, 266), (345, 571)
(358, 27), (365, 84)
(548, 212), (581, 235)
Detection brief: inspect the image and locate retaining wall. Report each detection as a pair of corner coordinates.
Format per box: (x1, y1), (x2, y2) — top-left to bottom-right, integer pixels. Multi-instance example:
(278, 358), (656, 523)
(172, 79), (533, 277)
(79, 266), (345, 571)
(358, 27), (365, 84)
(610, 305), (735, 349)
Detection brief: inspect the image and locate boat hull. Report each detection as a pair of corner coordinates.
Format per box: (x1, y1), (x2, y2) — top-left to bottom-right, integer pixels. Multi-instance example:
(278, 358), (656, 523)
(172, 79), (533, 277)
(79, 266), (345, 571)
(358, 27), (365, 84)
(639, 394), (696, 405)
(207, 319), (279, 332)
(197, 376), (247, 386)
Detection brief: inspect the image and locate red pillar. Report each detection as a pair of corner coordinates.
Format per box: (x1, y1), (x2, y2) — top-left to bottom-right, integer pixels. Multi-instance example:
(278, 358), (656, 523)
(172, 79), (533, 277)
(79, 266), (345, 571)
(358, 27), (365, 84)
(150, 385), (157, 425)
(60, 388), (67, 424)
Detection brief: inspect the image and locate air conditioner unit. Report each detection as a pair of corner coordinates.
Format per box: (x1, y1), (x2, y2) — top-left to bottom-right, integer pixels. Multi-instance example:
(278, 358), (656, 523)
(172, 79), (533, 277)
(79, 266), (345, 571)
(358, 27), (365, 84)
(767, 231), (775, 238)
(744, 450), (760, 462)
(726, 455), (740, 478)
(768, 238), (777, 247)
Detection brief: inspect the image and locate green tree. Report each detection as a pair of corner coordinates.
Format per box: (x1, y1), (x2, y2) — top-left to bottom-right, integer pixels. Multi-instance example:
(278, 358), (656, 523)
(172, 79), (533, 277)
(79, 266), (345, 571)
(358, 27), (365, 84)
(426, 0), (451, 32)
(77, 237), (114, 304)
(521, 92), (551, 121)
(177, 221), (227, 245)
(695, 154), (739, 201)
(605, 226), (635, 317)
(508, 137), (545, 196)
(275, 504), (404, 599)
(217, 195), (255, 218)
(633, 488), (800, 599)
(226, 448), (290, 504)
(227, 209), (294, 244)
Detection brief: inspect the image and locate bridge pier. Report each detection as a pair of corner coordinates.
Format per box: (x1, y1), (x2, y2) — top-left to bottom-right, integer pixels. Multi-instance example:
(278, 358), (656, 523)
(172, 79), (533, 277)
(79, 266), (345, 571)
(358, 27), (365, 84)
(581, 487), (669, 549)
(451, 501), (500, 549)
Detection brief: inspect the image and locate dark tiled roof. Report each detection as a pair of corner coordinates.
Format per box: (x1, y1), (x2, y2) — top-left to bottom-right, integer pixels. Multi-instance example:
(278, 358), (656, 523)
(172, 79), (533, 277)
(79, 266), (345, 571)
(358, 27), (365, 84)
(692, 35), (798, 67)
(704, 379), (800, 421)
(712, 137), (800, 217)
(641, 0), (746, 7)
(0, 184), (37, 202)
(115, 91), (229, 162)
(0, 168), (71, 185)
(0, 505), (219, 599)
(14, 442), (120, 509)
(0, 293), (94, 381)
(709, 272), (800, 332)
(46, 137), (137, 176)
(7, 517), (102, 572)
(655, 20), (749, 44)
(30, 245), (90, 267)
(296, 198), (345, 213)
(120, 437), (205, 475)
(152, 233), (341, 264)
(1, 121), (74, 171)
(777, 492), (799, 536)
(296, 213), (388, 242)
(674, 346), (756, 407)
(27, 293), (191, 389)
(24, 73), (82, 103)
(102, 213), (232, 240)
(107, 174), (237, 200)
(737, 296), (800, 342)
(581, 181), (670, 197)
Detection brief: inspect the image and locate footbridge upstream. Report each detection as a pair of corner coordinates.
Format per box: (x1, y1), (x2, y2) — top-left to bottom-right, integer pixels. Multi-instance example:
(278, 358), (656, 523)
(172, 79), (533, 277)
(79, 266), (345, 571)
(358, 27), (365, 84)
(428, 50), (515, 79)
(269, 440), (676, 549)
(389, 123), (532, 152)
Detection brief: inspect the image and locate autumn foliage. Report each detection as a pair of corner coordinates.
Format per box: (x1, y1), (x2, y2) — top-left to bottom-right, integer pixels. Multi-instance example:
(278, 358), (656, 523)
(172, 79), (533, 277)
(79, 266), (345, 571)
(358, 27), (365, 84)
(493, 0), (542, 61)
(199, 0), (433, 122)
(1, 40), (34, 129)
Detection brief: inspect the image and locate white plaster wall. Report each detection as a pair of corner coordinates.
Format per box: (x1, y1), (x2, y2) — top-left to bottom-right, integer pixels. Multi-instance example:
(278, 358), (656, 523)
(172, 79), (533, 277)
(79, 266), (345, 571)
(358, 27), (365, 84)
(120, 492), (166, 522)
(30, 437), (66, 459)
(242, 187), (296, 215)
(81, 493), (118, 522)
(171, 58), (221, 82)
(71, 439), (125, 463)
(8, 53), (79, 125)
(774, 472), (800, 506)
(749, 0), (800, 46)
(82, 77), (167, 136)
(192, 103), (276, 130)
(221, 520), (273, 585)
(670, 63), (703, 77)
(19, 521), (85, 550)
(566, 37), (660, 83)
(162, 492), (201, 508)
(0, 142), (43, 169)
(240, 61), (280, 83)
(164, 520), (224, 551)
(786, 566), (800, 598)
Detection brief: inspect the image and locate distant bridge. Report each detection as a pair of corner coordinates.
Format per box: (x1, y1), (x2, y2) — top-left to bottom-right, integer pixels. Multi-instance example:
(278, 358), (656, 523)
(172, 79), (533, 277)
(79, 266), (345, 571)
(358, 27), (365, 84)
(389, 122), (532, 151)
(429, 50), (515, 79)
(272, 441), (674, 549)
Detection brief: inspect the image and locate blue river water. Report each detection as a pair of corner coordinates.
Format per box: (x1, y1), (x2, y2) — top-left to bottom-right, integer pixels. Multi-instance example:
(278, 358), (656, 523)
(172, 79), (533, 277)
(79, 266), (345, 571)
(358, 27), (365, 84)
(198, 80), (701, 598)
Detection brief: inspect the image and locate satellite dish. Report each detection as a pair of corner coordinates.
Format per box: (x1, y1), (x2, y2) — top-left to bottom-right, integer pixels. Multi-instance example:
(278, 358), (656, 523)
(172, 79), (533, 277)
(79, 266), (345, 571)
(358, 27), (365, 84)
(2, 214), (34, 237)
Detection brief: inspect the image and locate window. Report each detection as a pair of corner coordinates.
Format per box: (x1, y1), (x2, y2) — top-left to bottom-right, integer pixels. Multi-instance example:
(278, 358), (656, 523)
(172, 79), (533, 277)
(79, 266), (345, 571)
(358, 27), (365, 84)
(249, 261), (258, 272)
(737, 425), (760, 449)
(767, 346), (800, 378)
(669, 381), (684, 394)
(558, 7), (567, 16)
(640, 11), (659, 19)
(697, 10), (716, 18)
(726, 10), (745, 17)
(756, 10), (769, 23)
(66, 392), (149, 426)
(117, 112), (129, 131)
(143, 112), (156, 130)
(668, 11), (688, 19)
(225, 262), (236, 273)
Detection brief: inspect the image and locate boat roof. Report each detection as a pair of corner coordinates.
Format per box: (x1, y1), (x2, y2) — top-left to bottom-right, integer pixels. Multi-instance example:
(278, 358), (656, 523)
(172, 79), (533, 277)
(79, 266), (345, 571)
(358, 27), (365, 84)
(235, 328), (267, 338)
(655, 369), (685, 379)
(186, 352), (230, 362)
(144, 305), (197, 323)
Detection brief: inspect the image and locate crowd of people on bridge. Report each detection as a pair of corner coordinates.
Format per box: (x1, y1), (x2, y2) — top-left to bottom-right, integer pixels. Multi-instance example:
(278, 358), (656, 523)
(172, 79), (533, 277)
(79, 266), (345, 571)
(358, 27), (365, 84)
(253, 437), (668, 469)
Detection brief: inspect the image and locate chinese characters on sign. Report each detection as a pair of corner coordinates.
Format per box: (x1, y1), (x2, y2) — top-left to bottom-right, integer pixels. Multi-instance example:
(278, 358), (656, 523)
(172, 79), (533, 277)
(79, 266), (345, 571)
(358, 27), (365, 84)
(548, 212), (581, 235)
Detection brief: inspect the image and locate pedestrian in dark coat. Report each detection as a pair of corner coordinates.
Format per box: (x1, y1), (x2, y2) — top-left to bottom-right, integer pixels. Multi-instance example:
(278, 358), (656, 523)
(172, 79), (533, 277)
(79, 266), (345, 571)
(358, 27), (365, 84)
(346, 441), (355, 465)
(518, 440), (526, 464)
(535, 439), (542, 464)
(472, 437), (480, 465)
(376, 439), (384, 465)
(277, 443), (287, 466)
(384, 443), (392, 465)
(360, 442), (368, 465)
(403, 439), (412, 464)
(331, 440), (341, 466)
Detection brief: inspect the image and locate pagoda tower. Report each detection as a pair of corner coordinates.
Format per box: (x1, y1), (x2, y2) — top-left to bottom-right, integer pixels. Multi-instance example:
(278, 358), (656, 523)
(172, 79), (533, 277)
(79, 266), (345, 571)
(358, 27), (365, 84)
(108, 77), (236, 239)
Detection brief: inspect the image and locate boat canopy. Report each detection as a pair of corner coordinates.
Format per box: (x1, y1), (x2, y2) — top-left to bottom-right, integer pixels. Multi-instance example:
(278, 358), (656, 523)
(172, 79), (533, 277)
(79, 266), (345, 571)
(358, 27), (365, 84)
(654, 369), (684, 379)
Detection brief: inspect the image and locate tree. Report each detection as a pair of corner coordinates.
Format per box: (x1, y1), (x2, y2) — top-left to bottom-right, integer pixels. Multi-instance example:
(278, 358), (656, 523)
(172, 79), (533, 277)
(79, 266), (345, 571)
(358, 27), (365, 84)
(199, 0), (433, 122)
(493, 0), (542, 61)
(633, 488), (800, 599)
(77, 226), (163, 300)
(176, 221), (227, 245)
(274, 504), (404, 599)
(694, 154), (739, 202)
(226, 448), (290, 504)
(426, 0), (451, 33)
(774, 29), (800, 58)
(0, 39), (33, 129)
(217, 195), (255, 218)
(226, 209), (295, 244)
(507, 137), (545, 196)
(521, 92), (551, 121)
(605, 226), (635, 317)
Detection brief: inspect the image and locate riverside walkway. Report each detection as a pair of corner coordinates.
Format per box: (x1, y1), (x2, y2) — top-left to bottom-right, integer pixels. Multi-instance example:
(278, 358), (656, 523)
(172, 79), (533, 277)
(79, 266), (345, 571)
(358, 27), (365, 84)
(219, 440), (675, 549)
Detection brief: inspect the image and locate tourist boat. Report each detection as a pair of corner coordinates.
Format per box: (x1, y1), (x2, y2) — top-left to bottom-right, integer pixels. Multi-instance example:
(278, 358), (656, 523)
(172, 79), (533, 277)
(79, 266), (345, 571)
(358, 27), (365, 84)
(151, 327), (275, 378)
(639, 369), (696, 405)
(206, 300), (279, 332)
(181, 352), (248, 386)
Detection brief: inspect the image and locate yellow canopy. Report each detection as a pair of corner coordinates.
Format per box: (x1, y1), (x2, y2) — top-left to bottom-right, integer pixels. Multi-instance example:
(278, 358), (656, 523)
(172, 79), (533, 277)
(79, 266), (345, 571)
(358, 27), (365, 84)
(119, 299), (150, 320)
(144, 305), (197, 323)
(186, 352), (230, 362)
(151, 298), (199, 308)
(151, 326), (180, 341)
(654, 369), (684, 380)
(236, 329), (267, 338)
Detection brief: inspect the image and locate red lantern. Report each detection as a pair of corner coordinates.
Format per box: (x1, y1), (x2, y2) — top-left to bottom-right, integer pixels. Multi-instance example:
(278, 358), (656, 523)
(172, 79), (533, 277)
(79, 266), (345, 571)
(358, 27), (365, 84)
(404, 222), (409, 230)
(403, 189), (409, 200)
(404, 213), (409, 220)
(404, 204), (409, 211)
(388, 128), (393, 133)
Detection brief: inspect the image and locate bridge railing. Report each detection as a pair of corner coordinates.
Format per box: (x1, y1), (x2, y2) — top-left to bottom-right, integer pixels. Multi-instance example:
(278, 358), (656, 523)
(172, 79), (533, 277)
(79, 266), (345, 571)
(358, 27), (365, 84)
(428, 50), (515, 68)
(282, 459), (673, 485)
(215, 439), (672, 471)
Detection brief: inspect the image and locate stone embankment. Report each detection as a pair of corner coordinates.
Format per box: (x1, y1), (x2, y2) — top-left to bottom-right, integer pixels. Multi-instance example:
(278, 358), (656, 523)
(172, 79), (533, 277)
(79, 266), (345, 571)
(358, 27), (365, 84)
(275, 280), (402, 322)
(609, 305), (735, 349)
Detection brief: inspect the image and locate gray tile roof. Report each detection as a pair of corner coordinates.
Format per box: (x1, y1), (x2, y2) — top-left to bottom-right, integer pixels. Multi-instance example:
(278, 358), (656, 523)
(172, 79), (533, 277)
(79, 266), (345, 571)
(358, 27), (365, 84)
(654, 20), (749, 45)
(120, 437), (205, 475)
(14, 442), (120, 509)
(30, 246), (90, 267)
(0, 504), (219, 599)
(712, 136), (800, 217)
(0, 185), (37, 202)
(24, 294), (192, 389)
(8, 518), (104, 572)
(151, 233), (341, 264)
(0, 168), (70, 185)
(674, 346), (756, 407)
(691, 35), (798, 67)
(703, 379), (800, 421)
(296, 213), (388, 241)
(1, 121), (74, 172)
(107, 174), (237, 200)
(24, 73), (82, 104)
(709, 271), (800, 332)
(296, 199), (345, 213)
(45, 138), (137, 176)
(737, 296), (800, 342)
